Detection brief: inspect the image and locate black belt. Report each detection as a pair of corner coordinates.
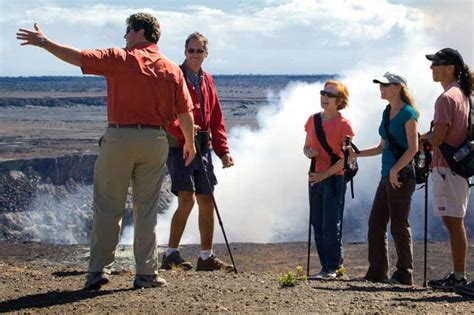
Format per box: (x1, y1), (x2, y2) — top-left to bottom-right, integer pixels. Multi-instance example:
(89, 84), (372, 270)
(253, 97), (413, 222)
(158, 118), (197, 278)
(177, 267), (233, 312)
(108, 123), (164, 130)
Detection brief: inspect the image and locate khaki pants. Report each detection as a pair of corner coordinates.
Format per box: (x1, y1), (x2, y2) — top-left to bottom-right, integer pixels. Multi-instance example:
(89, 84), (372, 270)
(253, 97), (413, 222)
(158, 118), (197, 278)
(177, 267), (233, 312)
(88, 127), (168, 275)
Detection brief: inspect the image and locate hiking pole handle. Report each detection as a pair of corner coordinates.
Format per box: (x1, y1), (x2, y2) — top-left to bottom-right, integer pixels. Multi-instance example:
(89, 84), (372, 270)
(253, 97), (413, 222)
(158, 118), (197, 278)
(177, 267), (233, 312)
(344, 137), (357, 199)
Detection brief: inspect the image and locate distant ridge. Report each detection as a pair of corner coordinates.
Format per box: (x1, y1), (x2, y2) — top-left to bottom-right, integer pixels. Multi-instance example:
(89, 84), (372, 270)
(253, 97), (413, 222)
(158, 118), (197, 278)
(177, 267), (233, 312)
(0, 74), (337, 92)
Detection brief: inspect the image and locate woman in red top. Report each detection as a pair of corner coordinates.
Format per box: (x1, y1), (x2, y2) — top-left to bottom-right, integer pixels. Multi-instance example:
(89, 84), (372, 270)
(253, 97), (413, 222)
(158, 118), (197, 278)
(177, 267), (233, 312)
(304, 80), (354, 279)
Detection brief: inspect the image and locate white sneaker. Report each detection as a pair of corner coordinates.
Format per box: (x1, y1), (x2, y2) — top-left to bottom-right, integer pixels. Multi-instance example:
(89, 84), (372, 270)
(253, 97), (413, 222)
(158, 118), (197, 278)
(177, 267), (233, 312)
(308, 270), (327, 280)
(323, 271), (337, 279)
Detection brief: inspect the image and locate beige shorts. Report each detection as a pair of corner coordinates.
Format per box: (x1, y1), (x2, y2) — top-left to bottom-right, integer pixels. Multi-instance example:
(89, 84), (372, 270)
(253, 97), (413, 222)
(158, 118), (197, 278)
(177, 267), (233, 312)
(432, 167), (469, 218)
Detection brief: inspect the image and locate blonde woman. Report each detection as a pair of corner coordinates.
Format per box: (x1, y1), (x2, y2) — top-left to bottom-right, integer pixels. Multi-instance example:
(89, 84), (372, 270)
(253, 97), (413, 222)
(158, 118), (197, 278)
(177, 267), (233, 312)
(354, 72), (419, 285)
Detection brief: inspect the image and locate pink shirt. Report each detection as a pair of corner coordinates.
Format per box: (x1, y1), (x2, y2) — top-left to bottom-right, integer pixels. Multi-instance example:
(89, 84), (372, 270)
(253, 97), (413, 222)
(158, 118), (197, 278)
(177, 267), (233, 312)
(305, 112), (355, 174)
(432, 82), (470, 168)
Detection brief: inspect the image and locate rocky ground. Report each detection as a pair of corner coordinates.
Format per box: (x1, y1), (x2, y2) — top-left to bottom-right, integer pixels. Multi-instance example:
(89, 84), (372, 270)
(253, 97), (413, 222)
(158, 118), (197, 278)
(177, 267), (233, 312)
(0, 241), (473, 313)
(1, 77), (473, 312)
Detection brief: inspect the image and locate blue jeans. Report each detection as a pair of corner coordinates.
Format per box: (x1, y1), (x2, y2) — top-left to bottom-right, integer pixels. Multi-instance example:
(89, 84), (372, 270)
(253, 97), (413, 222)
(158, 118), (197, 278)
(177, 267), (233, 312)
(309, 175), (346, 272)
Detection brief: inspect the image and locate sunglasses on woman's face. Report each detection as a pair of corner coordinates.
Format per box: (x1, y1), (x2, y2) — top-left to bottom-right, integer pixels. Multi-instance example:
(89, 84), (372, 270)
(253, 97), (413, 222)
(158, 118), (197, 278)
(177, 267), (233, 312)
(320, 90), (339, 98)
(380, 83), (393, 88)
(187, 48), (205, 54)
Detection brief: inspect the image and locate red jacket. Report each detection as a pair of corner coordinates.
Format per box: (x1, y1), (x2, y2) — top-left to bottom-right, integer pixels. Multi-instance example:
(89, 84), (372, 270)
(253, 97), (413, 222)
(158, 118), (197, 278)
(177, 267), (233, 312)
(166, 64), (230, 158)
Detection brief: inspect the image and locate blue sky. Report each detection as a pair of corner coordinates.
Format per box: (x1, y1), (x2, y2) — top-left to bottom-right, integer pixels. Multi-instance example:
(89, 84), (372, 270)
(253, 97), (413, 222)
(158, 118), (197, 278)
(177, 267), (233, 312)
(0, 0), (472, 76)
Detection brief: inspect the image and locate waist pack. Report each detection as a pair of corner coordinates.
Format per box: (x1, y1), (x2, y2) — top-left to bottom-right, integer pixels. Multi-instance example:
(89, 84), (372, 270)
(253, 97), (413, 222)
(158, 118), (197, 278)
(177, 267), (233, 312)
(439, 141), (474, 179)
(438, 97), (474, 179)
(398, 161), (416, 180)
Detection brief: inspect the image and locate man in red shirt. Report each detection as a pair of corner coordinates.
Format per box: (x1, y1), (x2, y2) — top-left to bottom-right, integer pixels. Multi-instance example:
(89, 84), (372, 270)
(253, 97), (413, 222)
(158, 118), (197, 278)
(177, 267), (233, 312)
(161, 32), (235, 272)
(17, 13), (196, 290)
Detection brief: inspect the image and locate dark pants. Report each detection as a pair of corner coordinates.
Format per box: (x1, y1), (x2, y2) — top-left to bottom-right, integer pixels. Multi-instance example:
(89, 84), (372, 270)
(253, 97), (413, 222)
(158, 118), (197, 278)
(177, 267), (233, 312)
(309, 175), (346, 272)
(167, 147), (217, 196)
(366, 177), (416, 283)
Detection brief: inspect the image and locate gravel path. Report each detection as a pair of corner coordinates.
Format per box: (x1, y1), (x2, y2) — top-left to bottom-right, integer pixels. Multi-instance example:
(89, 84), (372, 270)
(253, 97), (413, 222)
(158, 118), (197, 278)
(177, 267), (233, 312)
(0, 241), (472, 313)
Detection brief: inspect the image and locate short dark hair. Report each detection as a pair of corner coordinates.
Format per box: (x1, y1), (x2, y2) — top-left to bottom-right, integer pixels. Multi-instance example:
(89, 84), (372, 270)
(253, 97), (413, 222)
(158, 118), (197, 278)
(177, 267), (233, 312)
(126, 13), (161, 44)
(185, 32), (208, 53)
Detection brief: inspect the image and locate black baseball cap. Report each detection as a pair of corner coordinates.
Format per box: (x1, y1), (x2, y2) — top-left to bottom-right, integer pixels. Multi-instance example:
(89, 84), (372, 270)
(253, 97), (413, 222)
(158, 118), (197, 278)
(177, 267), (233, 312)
(425, 48), (464, 66)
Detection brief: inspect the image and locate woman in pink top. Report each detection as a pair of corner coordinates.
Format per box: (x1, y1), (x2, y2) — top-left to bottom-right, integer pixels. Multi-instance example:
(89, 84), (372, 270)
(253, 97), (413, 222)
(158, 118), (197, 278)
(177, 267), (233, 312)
(304, 80), (354, 279)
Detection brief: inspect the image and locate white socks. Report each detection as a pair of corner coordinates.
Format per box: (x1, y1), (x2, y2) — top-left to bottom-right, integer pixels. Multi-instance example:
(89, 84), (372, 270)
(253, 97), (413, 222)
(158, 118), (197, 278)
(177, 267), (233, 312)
(166, 248), (213, 260)
(200, 249), (213, 260)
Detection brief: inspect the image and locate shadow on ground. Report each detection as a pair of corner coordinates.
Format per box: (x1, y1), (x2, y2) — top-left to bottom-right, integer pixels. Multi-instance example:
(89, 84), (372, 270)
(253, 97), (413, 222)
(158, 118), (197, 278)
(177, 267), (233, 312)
(0, 288), (134, 312)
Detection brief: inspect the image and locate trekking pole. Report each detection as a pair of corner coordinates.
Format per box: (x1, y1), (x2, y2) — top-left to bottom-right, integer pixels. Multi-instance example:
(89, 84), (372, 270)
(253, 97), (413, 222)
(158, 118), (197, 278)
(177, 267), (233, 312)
(423, 146), (432, 288)
(306, 200), (312, 278)
(307, 158), (316, 278)
(343, 137), (360, 199)
(194, 139), (238, 274)
(423, 172), (428, 287)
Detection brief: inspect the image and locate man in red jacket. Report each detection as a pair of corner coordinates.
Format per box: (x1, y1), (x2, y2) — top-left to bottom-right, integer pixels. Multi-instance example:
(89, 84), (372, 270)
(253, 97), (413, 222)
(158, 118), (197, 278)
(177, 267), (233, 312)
(162, 32), (235, 272)
(17, 13), (196, 290)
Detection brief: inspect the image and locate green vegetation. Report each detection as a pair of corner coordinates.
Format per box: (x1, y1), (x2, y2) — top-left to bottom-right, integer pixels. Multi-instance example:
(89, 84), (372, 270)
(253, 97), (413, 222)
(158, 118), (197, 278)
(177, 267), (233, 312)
(278, 265), (307, 288)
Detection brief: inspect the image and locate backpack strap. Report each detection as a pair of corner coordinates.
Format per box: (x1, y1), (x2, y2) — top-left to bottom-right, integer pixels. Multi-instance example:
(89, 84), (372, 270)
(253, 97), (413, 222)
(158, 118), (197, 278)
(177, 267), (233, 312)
(313, 113), (340, 195)
(383, 105), (405, 160)
(467, 96), (474, 140)
(314, 113), (340, 165)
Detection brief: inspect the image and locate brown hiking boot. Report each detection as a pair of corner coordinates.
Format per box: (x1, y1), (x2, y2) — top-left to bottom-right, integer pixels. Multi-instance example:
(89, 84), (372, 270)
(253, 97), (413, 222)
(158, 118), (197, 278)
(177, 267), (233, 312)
(160, 251), (193, 271)
(196, 254), (234, 272)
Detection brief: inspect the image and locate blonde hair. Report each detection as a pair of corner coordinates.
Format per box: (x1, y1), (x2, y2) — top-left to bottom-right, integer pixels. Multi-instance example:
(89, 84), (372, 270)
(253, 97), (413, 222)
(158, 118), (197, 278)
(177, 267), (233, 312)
(400, 83), (420, 119)
(324, 80), (349, 110)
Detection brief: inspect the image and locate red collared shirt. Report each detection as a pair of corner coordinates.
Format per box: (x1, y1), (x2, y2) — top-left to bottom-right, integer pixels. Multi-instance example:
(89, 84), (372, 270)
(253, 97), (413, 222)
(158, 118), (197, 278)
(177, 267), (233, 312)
(167, 65), (230, 158)
(81, 42), (193, 125)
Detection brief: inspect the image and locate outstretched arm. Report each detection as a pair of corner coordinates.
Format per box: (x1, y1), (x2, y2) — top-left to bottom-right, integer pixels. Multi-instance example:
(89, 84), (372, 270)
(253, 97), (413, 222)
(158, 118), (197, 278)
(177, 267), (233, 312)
(356, 139), (384, 157)
(16, 23), (82, 67)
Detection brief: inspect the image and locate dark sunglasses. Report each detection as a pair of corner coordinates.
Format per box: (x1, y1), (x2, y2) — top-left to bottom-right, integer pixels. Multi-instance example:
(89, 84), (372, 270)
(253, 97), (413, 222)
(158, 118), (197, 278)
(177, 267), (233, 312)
(380, 83), (393, 87)
(320, 90), (339, 98)
(187, 48), (205, 54)
(126, 26), (133, 34)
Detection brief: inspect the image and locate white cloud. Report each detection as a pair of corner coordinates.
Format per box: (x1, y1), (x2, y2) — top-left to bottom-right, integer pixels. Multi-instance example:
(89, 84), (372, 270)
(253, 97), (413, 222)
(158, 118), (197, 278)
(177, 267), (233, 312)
(0, 0), (472, 75)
